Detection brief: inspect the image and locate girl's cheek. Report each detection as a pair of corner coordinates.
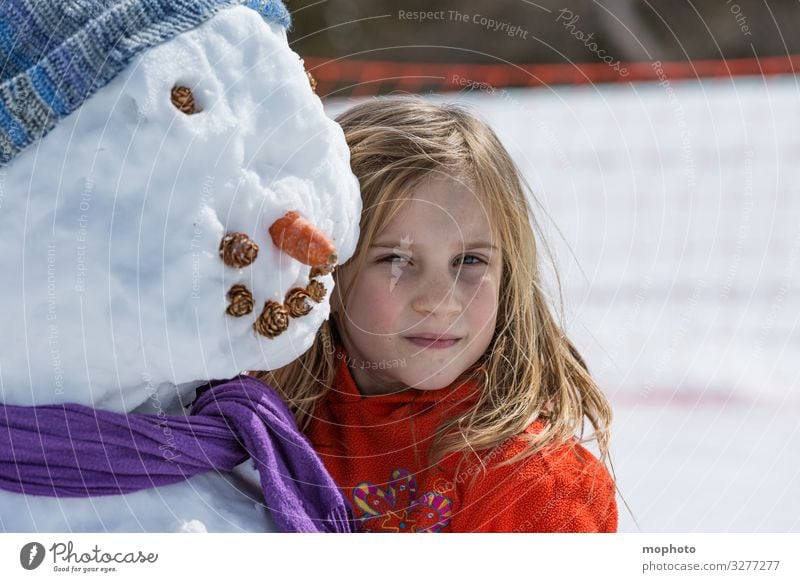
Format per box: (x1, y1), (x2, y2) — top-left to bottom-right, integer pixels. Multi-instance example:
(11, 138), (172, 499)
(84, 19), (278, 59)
(457, 269), (487, 286)
(358, 271), (410, 309)
(458, 267), (498, 291)
(466, 272), (501, 311)
(373, 266), (417, 294)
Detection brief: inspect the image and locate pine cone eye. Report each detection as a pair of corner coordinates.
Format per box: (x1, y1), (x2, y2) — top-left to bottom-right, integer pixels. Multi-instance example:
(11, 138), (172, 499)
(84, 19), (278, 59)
(306, 70), (317, 94)
(171, 85), (202, 115)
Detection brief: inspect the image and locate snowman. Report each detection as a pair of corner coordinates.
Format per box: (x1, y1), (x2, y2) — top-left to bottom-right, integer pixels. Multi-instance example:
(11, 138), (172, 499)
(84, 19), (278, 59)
(0, 0), (360, 531)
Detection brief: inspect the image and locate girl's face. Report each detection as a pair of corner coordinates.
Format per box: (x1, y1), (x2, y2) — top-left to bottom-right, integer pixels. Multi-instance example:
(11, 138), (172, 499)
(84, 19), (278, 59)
(333, 173), (502, 395)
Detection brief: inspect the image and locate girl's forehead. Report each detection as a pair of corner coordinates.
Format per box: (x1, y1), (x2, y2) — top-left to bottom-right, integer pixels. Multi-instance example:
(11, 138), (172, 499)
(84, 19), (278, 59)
(377, 178), (495, 241)
(374, 206), (497, 250)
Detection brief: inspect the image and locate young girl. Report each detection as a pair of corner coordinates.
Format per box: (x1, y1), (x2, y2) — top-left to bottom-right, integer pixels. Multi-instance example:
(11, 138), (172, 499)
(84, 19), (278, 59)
(257, 96), (617, 533)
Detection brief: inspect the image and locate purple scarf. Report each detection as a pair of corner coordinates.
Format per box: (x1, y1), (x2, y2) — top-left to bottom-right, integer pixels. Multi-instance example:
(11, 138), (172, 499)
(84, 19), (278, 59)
(0, 376), (351, 533)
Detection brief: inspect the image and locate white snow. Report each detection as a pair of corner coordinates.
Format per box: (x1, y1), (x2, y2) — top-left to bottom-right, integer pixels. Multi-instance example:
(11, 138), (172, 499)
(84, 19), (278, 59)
(0, 7), (361, 532)
(0, 6), (361, 412)
(0, 469), (275, 532)
(328, 75), (800, 532)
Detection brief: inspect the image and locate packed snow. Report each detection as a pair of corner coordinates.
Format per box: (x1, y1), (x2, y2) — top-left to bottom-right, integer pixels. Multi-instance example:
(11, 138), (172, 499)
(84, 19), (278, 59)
(0, 6), (361, 532)
(0, 7), (360, 413)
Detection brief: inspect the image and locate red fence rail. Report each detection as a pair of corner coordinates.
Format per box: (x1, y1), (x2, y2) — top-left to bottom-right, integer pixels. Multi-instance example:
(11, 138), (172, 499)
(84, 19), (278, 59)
(302, 55), (800, 98)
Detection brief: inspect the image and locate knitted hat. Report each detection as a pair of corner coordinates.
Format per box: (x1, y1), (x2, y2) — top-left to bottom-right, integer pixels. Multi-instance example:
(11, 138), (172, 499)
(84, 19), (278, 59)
(0, 0), (291, 166)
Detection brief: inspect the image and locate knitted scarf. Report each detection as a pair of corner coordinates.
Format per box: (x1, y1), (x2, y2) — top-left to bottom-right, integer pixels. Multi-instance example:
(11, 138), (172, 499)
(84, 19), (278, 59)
(0, 375), (352, 533)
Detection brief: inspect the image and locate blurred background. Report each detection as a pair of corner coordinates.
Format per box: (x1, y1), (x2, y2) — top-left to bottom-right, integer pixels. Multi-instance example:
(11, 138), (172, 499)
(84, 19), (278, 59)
(290, 0), (800, 64)
(288, 1), (799, 532)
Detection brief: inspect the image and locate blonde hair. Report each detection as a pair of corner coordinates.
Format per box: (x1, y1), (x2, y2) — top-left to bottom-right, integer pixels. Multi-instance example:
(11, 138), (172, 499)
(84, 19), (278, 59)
(255, 95), (613, 475)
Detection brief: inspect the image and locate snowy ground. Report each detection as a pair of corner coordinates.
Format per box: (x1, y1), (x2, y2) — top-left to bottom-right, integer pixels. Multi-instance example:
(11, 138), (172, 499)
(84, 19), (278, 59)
(329, 75), (800, 532)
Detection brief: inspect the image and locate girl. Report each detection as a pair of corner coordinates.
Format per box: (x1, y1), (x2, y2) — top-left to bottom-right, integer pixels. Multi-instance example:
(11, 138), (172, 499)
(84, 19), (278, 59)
(257, 96), (617, 532)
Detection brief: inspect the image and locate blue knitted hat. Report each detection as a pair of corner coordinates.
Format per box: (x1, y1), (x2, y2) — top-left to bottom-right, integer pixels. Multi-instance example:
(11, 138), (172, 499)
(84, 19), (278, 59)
(0, 0), (291, 166)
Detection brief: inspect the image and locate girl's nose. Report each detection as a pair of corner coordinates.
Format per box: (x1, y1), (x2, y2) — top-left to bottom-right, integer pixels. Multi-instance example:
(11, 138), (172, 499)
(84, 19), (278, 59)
(411, 271), (462, 318)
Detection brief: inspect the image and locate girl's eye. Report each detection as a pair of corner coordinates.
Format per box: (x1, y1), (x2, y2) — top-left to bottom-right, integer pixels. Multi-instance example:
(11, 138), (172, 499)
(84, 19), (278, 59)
(379, 254), (410, 264)
(456, 254), (486, 267)
(377, 254), (486, 266)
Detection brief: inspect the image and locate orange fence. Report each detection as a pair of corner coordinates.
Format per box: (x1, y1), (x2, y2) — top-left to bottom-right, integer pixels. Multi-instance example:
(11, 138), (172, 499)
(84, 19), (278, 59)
(303, 55), (799, 98)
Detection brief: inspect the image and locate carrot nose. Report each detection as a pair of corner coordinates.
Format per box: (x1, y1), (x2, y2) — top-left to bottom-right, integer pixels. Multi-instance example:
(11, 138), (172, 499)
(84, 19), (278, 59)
(269, 211), (338, 270)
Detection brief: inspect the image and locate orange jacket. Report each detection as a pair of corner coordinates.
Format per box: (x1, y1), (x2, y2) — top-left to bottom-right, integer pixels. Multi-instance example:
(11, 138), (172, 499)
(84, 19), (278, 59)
(305, 345), (618, 532)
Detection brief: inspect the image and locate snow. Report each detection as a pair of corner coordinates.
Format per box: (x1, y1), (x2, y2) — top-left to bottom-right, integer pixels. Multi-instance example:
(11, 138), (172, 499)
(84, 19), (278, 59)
(328, 75), (800, 531)
(0, 7), (361, 532)
(0, 468), (275, 532)
(0, 6), (361, 413)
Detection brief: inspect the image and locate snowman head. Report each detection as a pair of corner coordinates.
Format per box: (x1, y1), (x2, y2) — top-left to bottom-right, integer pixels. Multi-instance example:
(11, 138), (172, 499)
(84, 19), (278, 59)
(0, 1), (361, 411)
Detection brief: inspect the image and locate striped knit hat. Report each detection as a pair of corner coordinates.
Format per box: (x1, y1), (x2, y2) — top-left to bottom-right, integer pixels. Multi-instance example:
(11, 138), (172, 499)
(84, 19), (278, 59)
(0, 0), (291, 166)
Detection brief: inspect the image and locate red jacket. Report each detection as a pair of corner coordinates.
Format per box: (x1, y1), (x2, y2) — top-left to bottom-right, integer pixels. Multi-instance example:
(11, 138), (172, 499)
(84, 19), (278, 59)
(305, 345), (618, 532)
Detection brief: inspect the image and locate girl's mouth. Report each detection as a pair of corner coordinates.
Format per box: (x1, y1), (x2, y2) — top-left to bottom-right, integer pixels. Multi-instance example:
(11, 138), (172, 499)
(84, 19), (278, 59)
(404, 337), (461, 349)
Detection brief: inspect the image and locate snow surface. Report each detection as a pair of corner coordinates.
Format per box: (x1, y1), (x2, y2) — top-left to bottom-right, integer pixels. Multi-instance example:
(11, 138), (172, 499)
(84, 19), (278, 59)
(329, 75), (800, 532)
(0, 7), (361, 532)
(0, 6), (360, 413)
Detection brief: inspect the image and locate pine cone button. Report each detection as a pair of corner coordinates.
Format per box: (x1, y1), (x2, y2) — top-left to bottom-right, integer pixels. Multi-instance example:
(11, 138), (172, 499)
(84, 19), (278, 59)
(219, 232), (259, 268)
